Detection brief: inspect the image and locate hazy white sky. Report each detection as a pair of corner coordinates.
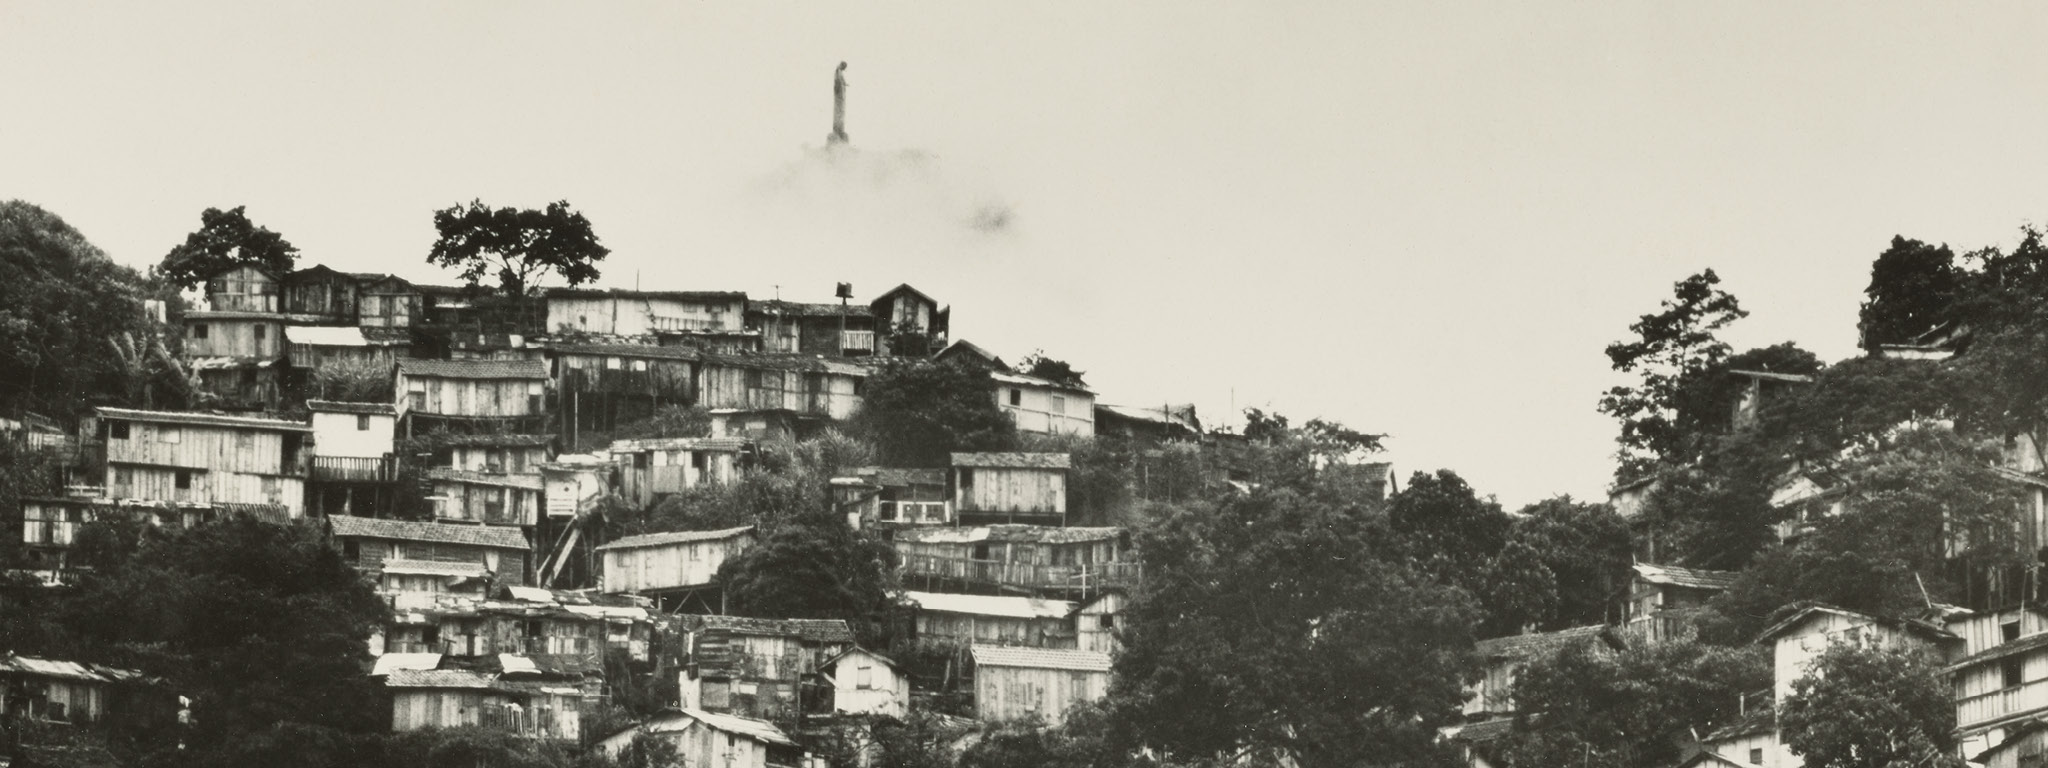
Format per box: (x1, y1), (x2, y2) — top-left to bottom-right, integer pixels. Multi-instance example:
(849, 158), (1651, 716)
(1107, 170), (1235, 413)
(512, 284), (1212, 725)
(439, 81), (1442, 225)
(6, 2), (2048, 507)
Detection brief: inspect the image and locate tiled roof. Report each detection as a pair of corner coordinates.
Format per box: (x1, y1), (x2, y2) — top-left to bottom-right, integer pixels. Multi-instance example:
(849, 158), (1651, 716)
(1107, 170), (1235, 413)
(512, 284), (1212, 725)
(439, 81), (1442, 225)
(328, 515), (530, 550)
(748, 300), (869, 318)
(1702, 704), (1777, 742)
(548, 343), (701, 361)
(906, 591), (1074, 620)
(384, 669), (498, 689)
(970, 646), (1112, 672)
(894, 525), (1124, 545)
(1634, 563), (1738, 591)
(689, 615), (854, 643)
(1443, 716), (1517, 744)
(96, 407), (310, 433)
(425, 468), (545, 490)
(307, 400), (396, 415)
(952, 452), (1072, 469)
(596, 526), (755, 552)
(871, 283), (937, 307)
(1474, 625), (1619, 660)
(1755, 604), (1958, 646)
(397, 358), (548, 380)
(433, 433), (552, 448)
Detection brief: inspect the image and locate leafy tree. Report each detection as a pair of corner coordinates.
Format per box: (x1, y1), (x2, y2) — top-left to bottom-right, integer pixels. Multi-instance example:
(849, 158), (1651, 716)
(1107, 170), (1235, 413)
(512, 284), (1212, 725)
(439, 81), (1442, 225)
(426, 200), (609, 297)
(1389, 469), (1510, 583)
(1763, 356), (1956, 463)
(716, 512), (899, 643)
(153, 205), (300, 290)
(611, 405), (712, 441)
(847, 358), (1017, 466)
(958, 706), (1128, 768)
(1111, 489), (1480, 768)
(1599, 269), (1748, 478)
(0, 201), (178, 419)
(1509, 496), (1632, 629)
(1475, 540), (1559, 636)
(1498, 641), (1770, 768)
(308, 356), (397, 403)
(1015, 350), (1087, 387)
(1634, 458), (1780, 571)
(1780, 642), (1960, 768)
(1859, 236), (1961, 352)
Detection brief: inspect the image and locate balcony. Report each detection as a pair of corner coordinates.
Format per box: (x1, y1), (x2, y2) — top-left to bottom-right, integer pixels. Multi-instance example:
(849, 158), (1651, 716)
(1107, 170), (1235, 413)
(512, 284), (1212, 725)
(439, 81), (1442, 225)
(899, 553), (1142, 592)
(650, 316), (728, 332)
(206, 293), (278, 313)
(840, 330), (875, 352)
(1958, 679), (2048, 731)
(311, 455), (398, 483)
(879, 500), (949, 524)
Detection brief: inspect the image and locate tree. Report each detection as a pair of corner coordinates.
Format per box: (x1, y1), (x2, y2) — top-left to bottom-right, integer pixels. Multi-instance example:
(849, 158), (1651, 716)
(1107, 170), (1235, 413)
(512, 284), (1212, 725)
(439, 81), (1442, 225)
(1388, 469), (1509, 584)
(1859, 236), (1961, 352)
(1780, 642), (1960, 768)
(0, 201), (178, 420)
(1509, 496), (1632, 629)
(1015, 351), (1086, 388)
(847, 358), (1016, 466)
(1110, 489), (1480, 768)
(426, 200), (609, 297)
(1599, 269), (1748, 478)
(716, 512), (900, 642)
(153, 206), (300, 290)
(1498, 641), (1770, 768)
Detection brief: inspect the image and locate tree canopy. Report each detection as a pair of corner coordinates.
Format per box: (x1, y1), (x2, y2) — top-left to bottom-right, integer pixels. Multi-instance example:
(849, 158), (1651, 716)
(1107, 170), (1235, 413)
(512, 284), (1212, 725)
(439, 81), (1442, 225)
(426, 199), (609, 296)
(1780, 642), (1960, 768)
(1859, 236), (1961, 352)
(153, 205), (300, 290)
(1499, 641), (1770, 768)
(1598, 269), (1748, 478)
(847, 358), (1017, 466)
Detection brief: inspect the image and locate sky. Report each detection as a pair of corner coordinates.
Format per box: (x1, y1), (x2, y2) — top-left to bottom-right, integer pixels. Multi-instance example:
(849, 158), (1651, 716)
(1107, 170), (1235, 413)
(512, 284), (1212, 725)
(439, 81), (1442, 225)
(5, 2), (2048, 508)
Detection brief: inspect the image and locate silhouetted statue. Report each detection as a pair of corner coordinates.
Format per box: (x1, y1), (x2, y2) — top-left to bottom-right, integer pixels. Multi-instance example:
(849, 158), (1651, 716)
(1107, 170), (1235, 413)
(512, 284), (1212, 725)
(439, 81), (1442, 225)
(829, 62), (850, 144)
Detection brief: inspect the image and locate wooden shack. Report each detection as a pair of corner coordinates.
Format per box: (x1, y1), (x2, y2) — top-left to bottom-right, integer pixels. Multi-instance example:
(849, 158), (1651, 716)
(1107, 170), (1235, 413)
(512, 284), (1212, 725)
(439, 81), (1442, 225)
(307, 400), (400, 517)
(951, 453), (1070, 526)
(595, 709), (800, 768)
(696, 353), (869, 422)
(279, 264), (360, 321)
(905, 590), (1077, 650)
(1073, 590), (1128, 654)
(97, 407), (309, 517)
(285, 325), (408, 372)
(329, 514), (529, 588)
(679, 615), (855, 724)
(357, 274), (420, 328)
(821, 647), (909, 718)
(992, 372), (1094, 437)
(549, 343), (699, 451)
(395, 358), (549, 435)
(608, 437), (748, 507)
(895, 525), (1138, 597)
(384, 667), (589, 740)
(0, 653), (152, 726)
(426, 469), (544, 527)
(202, 265), (280, 313)
(969, 646), (1111, 726)
(745, 299), (878, 356)
(870, 283), (948, 355)
(834, 467), (950, 528)
(546, 288), (755, 350)
(433, 433), (551, 474)
(597, 526), (755, 603)
(14, 497), (104, 577)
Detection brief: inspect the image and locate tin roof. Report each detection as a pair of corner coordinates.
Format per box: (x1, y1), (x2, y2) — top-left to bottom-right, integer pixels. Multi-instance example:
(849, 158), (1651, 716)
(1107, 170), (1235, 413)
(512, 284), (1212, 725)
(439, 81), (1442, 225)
(1633, 563), (1738, 591)
(371, 653), (444, 676)
(328, 515), (530, 550)
(608, 437), (750, 453)
(384, 669), (499, 689)
(650, 708), (797, 747)
(596, 526), (755, 551)
(548, 343), (701, 361)
(397, 358), (547, 380)
(951, 452), (1072, 469)
(893, 525), (1123, 545)
(687, 615), (855, 643)
(992, 370), (1092, 394)
(96, 407), (310, 432)
(307, 400), (397, 416)
(970, 646), (1112, 672)
(906, 591), (1074, 620)
(425, 468), (545, 490)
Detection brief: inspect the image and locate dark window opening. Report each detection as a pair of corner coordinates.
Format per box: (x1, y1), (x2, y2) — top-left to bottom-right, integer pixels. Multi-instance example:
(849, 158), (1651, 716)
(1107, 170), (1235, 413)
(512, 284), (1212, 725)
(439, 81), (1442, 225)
(357, 414), (371, 431)
(1748, 748), (1762, 765)
(692, 452), (708, 471)
(342, 540), (360, 561)
(109, 421), (129, 440)
(2005, 621), (2023, 643)
(2005, 656), (2027, 689)
(972, 543), (991, 560)
(254, 324), (267, 340)
(422, 626), (440, 647)
(192, 324), (209, 340)
(1009, 389), (1022, 406)
(1099, 614), (1116, 629)
(175, 471), (192, 490)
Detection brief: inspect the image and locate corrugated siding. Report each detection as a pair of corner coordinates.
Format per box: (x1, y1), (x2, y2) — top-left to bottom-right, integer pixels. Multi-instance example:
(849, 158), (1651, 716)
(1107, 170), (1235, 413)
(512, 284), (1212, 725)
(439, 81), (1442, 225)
(958, 467), (1066, 514)
(603, 538), (749, 593)
(185, 317), (282, 357)
(402, 376), (544, 417)
(976, 665), (1109, 725)
(109, 466), (304, 516)
(105, 422), (296, 474)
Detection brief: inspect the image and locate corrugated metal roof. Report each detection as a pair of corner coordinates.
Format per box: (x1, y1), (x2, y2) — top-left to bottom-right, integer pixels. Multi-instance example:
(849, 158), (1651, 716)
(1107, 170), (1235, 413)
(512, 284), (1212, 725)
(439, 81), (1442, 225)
(907, 591), (1074, 620)
(307, 400), (396, 415)
(426, 468), (545, 490)
(596, 526), (755, 551)
(970, 646), (1112, 672)
(894, 525), (1123, 545)
(286, 325), (378, 347)
(381, 559), (490, 578)
(384, 669), (499, 689)
(608, 437), (750, 453)
(951, 452), (1072, 469)
(96, 407), (310, 432)
(371, 653), (443, 676)
(548, 343), (701, 361)
(1633, 563), (1738, 591)
(397, 358), (548, 380)
(991, 371), (1092, 394)
(688, 615), (854, 643)
(643, 709), (797, 746)
(328, 515), (530, 550)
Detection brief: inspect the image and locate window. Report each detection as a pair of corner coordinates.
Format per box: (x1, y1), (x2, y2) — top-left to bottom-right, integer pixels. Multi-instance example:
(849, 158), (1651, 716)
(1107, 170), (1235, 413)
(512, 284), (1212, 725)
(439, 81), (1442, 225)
(109, 421), (129, 440)
(175, 471), (192, 490)
(528, 394), (541, 413)
(1051, 395), (1066, 415)
(1749, 748), (1762, 765)
(408, 391), (425, 410)
(2005, 655), (2027, 689)
(1009, 388), (1022, 406)
(632, 359), (647, 372)
(857, 662), (873, 689)
(192, 323), (209, 340)
(254, 324), (267, 340)
(342, 540), (360, 561)
(114, 467), (132, 487)
(158, 426), (181, 444)
(972, 543), (991, 560)
(606, 356), (621, 370)
(692, 452), (708, 472)
(1099, 614), (1116, 629)
(357, 414), (371, 431)
(2006, 620), (2023, 644)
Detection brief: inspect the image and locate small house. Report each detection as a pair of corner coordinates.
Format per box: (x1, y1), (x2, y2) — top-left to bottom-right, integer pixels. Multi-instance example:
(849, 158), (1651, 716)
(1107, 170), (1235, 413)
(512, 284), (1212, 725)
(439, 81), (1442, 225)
(98, 407), (309, 517)
(708, 409), (805, 443)
(894, 525), (1138, 597)
(831, 467), (950, 528)
(608, 437), (749, 508)
(0, 653), (153, 726)
(285, 325), (409, 372)
(202, 265), (280, 313)
(540, 454), (612, 519)
(1462, 625), (1624, 719)
(696, 353), (869, 422)
(905, 591), (1077, 650)
(1073, 590), (1128, 654)
(870, 284), (948, 355)
(307, 400), (399, 517)
(309, 400), (398, 461)
(951, 453), (1070, 526)
(679, 615), (855, 724)
(1622, 563), (1736, 627)
(932, 340), (1006, 371)
(329, 514), (530, 591)
(395, 358), (549, 435)
(357, 274), (421, 328)
(597, 526), (756, 603)
(426, 468), (544, 527)
(594, 708), (801, 768)
(432, 433), (551, 474)
(546, 288), (754, 348)
(821, 647), (909, 718)
(279, 264), (361, 321)
(1093, 403), (1202, 443)
(1727, 606), (1959, 768)
(968, 646), (1111, 726)
(992, 372), (1094, 437)
(383, 666), (590, 741)
(548, 343), (699, 451)
(746, 299), (878, 356)
(14, 497), (105, 578)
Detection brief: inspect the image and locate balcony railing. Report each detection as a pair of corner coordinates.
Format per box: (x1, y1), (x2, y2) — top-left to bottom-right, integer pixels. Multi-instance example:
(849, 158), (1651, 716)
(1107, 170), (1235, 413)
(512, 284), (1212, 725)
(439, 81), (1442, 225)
(879, 500), (949, 524)
(650, 316), (728, 332)
(841, 330), (875, 351)
(206, 293), (277, 313)
(311, 455), (398, 483)
(899, 553), (1142, 591)
(1958, 679), (2048, 731)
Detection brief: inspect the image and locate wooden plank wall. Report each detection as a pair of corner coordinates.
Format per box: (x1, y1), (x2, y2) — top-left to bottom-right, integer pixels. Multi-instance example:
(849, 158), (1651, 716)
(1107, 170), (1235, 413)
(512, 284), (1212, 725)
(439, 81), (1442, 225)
(604, 537), (750, 592)
(104, 422), (295, 474)
(960, 467), (1066, 514)
(976, 666), (1108, 726)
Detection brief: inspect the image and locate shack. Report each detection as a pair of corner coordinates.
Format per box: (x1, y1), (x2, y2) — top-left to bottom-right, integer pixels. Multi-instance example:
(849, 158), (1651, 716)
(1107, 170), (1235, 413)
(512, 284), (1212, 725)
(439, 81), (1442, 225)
(549, 343), (700, 451)
(608, 437), (748, 508)
(894, 525), (1138, 597)
(594, 708), (801, 768)
(597, 527), (756, 609)
(426, 468), (544, 527)
(679, 615), (854, 724)
(820, 647), (909, 718)
(969, 646), (1111, 726)
(905, 591), (1077, 650)
(97, 407), (310, 517)
(329, 514), (530, 592)
(395, 358), (549, 436)
(951, 453), (1070, 526)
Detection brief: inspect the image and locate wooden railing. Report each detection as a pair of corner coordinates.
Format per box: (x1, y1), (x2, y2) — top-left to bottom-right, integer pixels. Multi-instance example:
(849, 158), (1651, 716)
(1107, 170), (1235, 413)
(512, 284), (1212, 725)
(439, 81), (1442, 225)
(207, 293), (277, 312)
(1958, 679), (2048, 730)
(899, 553), (1142, 591)
(312, 455), (398, 482)
(841, 330), (875, 351)
(879, 501), (949, 524)
(651, 316), (727, 332)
